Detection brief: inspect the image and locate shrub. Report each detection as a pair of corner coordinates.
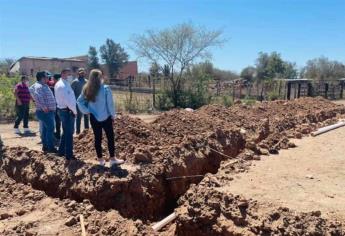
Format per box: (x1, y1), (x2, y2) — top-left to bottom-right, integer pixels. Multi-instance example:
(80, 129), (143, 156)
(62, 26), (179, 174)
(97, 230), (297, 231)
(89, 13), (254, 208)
(221, 95), (233, 107)
(123, 94), (140, 114)
(211, 95), (233, 107)
(267, 90), (282, 101)
(157, 90), (174, 111)
(0, 76), (18, 119)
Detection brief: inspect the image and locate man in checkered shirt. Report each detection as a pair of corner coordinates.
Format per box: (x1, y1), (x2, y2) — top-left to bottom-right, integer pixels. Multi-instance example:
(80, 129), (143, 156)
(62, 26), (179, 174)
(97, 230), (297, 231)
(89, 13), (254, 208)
(29, 71), (58, 154)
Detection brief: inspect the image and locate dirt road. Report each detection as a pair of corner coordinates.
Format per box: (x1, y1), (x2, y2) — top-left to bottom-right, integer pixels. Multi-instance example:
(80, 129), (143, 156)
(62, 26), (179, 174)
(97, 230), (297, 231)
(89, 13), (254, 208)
(220, 125), (345, 222)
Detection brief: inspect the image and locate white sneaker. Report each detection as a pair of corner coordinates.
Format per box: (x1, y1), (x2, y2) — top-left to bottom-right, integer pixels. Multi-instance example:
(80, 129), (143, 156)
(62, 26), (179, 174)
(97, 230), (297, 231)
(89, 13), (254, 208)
(99, 159), (106, 166)
(23, 128), (33, 134)
(14, 128), (21, 134)
(110, 158), (124, 167)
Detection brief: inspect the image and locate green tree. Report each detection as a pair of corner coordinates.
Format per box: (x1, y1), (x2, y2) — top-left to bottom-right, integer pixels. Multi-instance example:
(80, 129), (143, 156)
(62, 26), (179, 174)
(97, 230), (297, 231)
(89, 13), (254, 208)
(100, 39), (129, 78)
(256, 52), (286, 81)
(149, 62), (160, 78)
(301, 56), (345, 80)
(283, 62), (298, 80)
(240, 66), (256, 82)
(163, 64), (170, 79)
(213, 68), (239, 81)
(255, 52), (298, 99)
(131, 22), (225, 107)
(87, 46), (100, 70)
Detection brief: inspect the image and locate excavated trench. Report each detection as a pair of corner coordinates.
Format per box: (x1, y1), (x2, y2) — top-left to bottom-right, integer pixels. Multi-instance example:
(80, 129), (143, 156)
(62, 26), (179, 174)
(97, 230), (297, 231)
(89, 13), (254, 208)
(0, 127), (246, 222)
(1, 97), (345, 229)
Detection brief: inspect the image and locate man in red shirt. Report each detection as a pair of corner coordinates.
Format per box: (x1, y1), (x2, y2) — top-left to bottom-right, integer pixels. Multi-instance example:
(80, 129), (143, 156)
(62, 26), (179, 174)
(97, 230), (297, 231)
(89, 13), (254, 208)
(14, 76), (32, 134)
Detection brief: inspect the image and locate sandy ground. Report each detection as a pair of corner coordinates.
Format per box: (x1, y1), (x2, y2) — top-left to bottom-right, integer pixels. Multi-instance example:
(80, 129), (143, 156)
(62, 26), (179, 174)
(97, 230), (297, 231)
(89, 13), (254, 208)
(219, 125), (345, 222)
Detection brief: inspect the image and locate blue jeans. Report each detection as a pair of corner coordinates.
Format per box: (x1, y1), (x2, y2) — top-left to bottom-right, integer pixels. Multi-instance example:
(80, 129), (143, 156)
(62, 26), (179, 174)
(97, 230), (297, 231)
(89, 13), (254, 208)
(58, 109), (75, 159)
(76, 106), (89, 134)
(36, 110), (55, 150)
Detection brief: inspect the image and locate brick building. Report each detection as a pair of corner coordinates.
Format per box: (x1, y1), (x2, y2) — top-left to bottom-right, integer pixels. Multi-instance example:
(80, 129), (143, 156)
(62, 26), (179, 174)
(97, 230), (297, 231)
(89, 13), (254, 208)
(10, 56), (138, 85)
(101, 61), (138, 85)
(9, 56), (87, 76)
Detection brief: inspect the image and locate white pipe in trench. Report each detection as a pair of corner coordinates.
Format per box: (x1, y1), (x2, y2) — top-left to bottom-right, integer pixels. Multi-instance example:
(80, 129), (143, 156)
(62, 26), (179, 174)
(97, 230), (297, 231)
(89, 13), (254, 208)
(311, 121), (345, 136)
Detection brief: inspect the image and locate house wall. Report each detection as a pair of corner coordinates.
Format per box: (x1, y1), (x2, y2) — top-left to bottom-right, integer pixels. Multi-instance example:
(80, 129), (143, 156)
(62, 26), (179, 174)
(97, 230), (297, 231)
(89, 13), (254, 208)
(14, 58), (86, 76)
(101, 61), (138, 81)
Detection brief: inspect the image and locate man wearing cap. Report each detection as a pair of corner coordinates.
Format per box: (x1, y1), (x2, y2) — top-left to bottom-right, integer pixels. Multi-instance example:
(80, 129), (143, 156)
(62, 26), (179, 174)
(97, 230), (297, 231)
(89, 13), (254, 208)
(29, 71), (57, 153)
(55, 68), (77, 160)
(71, 68), (89, 134)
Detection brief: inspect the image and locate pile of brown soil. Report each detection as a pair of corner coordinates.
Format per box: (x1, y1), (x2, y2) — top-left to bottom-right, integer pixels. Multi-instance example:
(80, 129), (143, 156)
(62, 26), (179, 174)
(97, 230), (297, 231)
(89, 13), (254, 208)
(176, 182), (343, 236)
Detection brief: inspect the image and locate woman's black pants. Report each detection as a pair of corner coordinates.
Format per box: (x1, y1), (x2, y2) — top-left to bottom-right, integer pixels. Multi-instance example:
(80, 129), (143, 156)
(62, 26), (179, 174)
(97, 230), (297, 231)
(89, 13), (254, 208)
(90, 114), (115, 159)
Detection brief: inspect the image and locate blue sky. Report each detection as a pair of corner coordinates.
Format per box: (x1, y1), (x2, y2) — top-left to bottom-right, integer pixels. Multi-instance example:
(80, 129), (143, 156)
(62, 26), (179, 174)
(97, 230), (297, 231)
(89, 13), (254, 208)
(1, 0), (344, 73)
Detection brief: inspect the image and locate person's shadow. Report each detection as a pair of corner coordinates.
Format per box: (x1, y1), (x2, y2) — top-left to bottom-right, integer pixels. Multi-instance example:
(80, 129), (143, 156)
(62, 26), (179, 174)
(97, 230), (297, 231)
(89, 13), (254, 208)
(18, 132), (37, 137)
(87, 164), (129, 178)
(64, 159), (129, 178)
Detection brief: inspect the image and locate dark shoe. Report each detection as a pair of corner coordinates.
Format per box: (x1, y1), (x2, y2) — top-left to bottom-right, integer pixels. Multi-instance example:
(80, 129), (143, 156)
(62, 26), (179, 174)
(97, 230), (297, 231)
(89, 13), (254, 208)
(57, 153), (64, 157)
(42, 146), (48, 153)
(47, 148), (59, 154)
(66, 156), (77, 161)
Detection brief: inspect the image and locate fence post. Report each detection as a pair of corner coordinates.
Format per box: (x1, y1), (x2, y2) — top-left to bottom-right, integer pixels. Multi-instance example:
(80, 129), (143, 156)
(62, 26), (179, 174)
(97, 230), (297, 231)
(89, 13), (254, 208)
(287, 82), (291, 100)
(340, 82), (344, 99)
(232, 84), (235, 102)
(325, 83), (329, 98)
(128, 76), (133, 105)
(152, 76), (156, 109)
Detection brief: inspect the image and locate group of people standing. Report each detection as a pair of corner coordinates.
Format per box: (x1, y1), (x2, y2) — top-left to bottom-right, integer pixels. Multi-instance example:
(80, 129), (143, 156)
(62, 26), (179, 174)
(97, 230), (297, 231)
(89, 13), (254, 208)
(13, 68), (124, 167)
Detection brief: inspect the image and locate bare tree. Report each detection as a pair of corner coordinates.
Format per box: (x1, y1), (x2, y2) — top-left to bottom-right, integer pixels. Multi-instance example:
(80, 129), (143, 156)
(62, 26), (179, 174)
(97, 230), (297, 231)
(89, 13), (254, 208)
(0, 58), (15, 75)
(131, 23), (225, 106)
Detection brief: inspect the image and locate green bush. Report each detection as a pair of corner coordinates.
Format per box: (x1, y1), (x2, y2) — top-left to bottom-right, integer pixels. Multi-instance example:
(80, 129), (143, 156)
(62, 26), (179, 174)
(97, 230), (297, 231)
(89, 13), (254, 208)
(123, 94), (140, 113)
(221, 95), (233, 107)
(211, 95), (233, 107)
(0, 76), (18, 119)
(267, 90), (282, 101)
(157, 90), (174, 111)
(242, 98), (257, 106)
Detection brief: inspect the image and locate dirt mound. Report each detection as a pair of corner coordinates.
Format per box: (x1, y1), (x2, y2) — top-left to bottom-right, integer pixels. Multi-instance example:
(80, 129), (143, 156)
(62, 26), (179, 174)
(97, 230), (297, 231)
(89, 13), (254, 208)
(176, 183), (344, 236)
(0, 170), (153, 236)
(75, 115), (159, 161)
(1, 146), (164, 220)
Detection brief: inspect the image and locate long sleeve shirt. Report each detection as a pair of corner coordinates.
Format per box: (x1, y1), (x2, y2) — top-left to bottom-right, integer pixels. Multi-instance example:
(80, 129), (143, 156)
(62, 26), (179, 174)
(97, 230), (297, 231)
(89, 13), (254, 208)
(29, 81), (56, 111)
(71, 77), (87, 99)
(77, 84), (116, 122)
(54, 79), (77, 115)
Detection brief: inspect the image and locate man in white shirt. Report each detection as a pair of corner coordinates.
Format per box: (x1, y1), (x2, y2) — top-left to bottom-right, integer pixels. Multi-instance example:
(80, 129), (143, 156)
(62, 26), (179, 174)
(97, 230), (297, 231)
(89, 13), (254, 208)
(55, 68), (77, 160)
